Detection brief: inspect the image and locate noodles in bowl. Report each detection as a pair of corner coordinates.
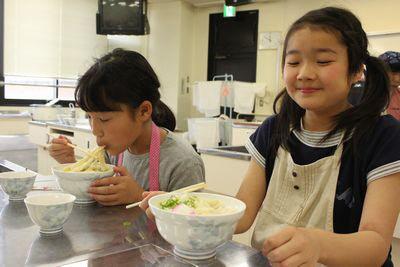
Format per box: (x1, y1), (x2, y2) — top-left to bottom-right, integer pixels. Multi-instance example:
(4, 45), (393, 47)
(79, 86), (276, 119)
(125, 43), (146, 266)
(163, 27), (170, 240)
(52, 147), (114, 205)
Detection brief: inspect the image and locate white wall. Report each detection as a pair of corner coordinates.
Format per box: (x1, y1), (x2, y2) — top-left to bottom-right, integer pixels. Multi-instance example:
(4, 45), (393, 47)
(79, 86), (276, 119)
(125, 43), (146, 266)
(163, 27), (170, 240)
(177, 1), (195, 130)
(146, 1), (181, 116)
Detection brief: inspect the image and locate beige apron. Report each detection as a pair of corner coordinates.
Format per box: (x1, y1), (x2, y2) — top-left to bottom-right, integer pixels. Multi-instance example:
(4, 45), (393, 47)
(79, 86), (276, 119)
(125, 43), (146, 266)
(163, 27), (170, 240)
(252, 133), (344, 252)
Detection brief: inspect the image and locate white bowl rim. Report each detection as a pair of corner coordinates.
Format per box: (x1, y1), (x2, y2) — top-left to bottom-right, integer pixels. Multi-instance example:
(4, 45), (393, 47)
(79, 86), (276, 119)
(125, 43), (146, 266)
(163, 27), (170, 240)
(0, 171), (37, 179)
(149, 192), (246, 218)
(52, 163), (115, 174)
(24, 193), (76, 205)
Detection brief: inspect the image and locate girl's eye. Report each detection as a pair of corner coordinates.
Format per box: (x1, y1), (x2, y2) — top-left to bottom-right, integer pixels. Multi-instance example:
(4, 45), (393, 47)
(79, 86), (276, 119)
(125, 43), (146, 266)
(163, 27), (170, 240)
(99, 118), (110, 122)
(317, 61), (333, 65)
(287, 62), (299, 66)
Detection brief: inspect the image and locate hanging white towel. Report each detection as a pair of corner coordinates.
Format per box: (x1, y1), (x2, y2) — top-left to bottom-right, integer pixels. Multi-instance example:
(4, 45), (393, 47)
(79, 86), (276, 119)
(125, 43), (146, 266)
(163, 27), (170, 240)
(194, 118), (220, 150)
(187, 118), (220, 149)
(233, 82), (267, 114)
(192, 81), (222, 117)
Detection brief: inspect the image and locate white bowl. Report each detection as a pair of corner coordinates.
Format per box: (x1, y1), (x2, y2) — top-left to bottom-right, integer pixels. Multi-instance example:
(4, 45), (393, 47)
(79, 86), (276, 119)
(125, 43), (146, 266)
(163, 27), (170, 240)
(0, 171), (37, 201)
(149, 192), (246, 260)
(52, 164), (114, 205)
(24, 192), (76, 236)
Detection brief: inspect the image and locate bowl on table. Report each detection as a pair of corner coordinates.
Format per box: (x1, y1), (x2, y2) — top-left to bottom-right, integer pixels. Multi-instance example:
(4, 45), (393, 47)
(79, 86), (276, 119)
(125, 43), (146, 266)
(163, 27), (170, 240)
(52, 164), (114, 205)
(24, 192), (76, 236)
(149, 192), (246, 260)
(0, 171), (37, 201)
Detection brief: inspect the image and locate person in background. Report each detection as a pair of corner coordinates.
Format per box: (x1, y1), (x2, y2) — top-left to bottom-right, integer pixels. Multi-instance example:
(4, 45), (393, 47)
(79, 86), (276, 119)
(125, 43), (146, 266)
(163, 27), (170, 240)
(141, 7), (400, 266)
(379, 51), (400, 120)
(48, 49), (205, 206)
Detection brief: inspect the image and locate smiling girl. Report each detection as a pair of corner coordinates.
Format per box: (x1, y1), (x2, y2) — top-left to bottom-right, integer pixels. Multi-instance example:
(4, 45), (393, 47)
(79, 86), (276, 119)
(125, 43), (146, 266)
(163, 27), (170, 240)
(140, 7), (400, 267)
(230, 7), (400, 266)
(49, 49), (205, 206)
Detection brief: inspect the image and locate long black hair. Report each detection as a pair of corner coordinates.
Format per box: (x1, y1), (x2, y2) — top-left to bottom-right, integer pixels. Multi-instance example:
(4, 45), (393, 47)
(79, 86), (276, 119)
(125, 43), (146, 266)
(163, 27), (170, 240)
(75, 48), (176, 131)
(267, 7), (391, 167)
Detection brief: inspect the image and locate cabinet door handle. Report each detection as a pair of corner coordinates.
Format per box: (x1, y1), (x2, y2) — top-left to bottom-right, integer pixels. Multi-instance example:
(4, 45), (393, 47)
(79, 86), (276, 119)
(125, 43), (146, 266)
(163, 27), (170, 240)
(87, 141), (90, 149)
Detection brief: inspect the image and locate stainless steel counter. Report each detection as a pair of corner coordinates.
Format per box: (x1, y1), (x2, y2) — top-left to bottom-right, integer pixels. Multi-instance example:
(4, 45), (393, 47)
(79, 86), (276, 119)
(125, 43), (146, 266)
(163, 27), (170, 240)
(0, 159), (27, 173)
(198, 146), (251, 161)
(0, 176), (269, 266)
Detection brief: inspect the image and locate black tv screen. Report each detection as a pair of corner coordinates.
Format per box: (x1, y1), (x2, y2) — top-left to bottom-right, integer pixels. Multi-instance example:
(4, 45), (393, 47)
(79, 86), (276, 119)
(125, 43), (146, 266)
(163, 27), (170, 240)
(97, 0), (147, 35)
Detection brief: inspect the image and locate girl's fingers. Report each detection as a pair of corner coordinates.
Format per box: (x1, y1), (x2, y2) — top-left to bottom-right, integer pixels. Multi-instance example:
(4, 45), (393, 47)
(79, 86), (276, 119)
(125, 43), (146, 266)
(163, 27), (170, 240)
(263, 227), (295, 255)
(87, 184), (119, 195)
(49, 149), (72, 157)
(48, 143), (70, 151)
(90, 176), (121, 187)
(91, 193), (119, 204)
(113, 166), (129, 176)
(139, 191), (164, 210)
(145, 207), (155, 221)
(266, 239), (301, 263)
(142, 191), (151, 198)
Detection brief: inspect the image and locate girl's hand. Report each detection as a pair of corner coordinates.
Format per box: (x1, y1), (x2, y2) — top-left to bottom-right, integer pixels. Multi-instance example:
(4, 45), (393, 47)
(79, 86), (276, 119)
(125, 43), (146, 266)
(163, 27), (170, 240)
(87, 166), (144, 206)
(139, 191), (165, 221)
(48, 135), (76, 164)
(263, 226), (321, 267)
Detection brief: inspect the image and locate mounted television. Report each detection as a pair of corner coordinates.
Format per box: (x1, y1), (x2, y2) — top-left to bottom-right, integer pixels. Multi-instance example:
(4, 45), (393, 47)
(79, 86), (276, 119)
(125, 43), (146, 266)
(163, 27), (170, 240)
(96, 0), (148, 35)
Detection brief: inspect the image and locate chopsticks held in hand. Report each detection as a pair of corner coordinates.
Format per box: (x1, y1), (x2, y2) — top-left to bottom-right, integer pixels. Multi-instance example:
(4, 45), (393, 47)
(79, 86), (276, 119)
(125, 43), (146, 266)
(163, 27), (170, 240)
(125, 182), (207, 209)
(66, 143), (94, 157)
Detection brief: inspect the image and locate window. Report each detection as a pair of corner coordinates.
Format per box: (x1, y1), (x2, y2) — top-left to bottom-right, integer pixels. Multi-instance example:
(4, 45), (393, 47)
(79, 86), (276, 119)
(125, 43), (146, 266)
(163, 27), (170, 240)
(0, 75), (77, 106)
(1, 0), (107, 106)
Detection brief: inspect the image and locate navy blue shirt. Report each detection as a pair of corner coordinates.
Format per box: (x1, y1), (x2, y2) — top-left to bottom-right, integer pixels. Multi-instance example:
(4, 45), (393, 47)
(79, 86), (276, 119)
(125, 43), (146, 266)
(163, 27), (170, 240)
(246, 115), (400, 266)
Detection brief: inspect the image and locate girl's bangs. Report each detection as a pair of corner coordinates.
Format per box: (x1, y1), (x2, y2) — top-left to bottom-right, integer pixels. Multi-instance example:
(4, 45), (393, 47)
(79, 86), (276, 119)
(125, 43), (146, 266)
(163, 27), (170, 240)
(76, 84), (121, 112)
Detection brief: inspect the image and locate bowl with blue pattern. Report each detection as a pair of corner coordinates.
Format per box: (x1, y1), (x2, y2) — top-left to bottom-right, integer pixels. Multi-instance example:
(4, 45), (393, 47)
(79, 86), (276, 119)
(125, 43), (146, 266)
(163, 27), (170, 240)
(52, 164), (114, 205)
(0, 171), (37, 201)
(24, 192), (76, 236)
(149, 192), (246, 260)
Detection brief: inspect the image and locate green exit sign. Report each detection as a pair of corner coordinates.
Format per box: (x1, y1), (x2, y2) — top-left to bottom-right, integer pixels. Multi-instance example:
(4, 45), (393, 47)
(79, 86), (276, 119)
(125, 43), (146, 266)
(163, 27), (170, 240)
(223, 4), (236, 17)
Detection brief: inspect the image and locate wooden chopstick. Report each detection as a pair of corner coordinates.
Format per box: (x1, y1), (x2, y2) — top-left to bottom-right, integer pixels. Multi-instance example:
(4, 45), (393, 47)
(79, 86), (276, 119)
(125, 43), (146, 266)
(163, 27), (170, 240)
(125, 182), (206, 209)
(65, 143), (99, 159)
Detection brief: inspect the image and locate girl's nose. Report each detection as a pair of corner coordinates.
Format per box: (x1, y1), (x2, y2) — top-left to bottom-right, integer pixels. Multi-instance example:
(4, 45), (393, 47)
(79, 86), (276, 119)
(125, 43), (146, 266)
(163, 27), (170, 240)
(297, 63), (317, 80)
(90, 119), (104, 138)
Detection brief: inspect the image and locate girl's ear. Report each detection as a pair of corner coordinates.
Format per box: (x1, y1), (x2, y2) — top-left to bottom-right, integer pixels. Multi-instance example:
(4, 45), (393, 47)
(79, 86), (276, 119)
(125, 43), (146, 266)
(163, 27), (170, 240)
(136, 101), (153, 122)
(351, 64), (365, 84)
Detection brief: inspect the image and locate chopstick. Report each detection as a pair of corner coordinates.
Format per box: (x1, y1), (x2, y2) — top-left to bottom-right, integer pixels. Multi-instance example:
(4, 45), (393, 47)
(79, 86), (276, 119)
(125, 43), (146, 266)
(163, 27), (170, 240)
(66, 143), (93, 157)
(125, 182), (206, 209)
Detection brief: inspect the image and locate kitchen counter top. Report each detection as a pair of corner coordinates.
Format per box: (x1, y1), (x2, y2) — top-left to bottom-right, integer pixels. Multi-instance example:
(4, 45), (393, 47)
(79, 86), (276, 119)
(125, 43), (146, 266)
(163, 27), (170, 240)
(0, 167), (269, 266)
(29, 120), (92, 133)
(199, 146), (251, 161)
(0, 111), (31, 119)
(231, 121), (262, 129)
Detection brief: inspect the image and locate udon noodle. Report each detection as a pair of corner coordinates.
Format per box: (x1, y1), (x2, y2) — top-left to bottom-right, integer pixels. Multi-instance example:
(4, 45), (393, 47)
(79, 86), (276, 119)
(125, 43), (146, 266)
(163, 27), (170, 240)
(63, 147), (110, 172)
(159, 193), (236, 215)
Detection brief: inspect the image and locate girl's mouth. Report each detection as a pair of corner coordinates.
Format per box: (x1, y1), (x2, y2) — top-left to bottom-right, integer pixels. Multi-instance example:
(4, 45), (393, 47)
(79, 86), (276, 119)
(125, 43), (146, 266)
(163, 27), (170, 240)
(299, 87), (320, 94)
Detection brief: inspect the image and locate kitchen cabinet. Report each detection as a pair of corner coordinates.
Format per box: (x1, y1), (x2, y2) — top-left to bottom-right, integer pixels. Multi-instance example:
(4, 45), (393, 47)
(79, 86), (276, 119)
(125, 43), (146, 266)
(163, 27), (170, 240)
(231, 122), (260, 146)
(0, 114), (31, 135)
